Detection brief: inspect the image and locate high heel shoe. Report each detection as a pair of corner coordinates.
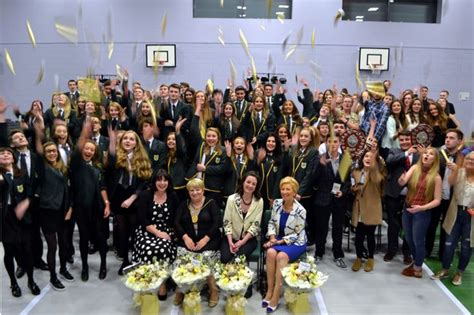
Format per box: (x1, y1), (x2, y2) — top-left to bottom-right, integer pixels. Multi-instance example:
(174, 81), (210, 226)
(261, 299), (270, 308)
(266, 303), (279, 313)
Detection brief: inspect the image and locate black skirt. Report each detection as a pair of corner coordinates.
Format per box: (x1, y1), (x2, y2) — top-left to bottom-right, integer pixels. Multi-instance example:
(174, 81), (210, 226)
(39, 208), (65, 234)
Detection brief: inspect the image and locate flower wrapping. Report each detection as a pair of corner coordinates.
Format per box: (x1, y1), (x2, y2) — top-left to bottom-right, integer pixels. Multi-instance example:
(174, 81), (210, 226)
(124, 261), (169, 293)
(281, 256), (328, 315)
(183, 291), (202, 315)
(171, 253), (211, 293)
(224, 294), (246, 315)
(133, 292), (160, 315)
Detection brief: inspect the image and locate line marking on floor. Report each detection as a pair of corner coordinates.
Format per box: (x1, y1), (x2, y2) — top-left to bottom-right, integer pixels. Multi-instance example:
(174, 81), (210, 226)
(170, 304), (180, 315)
(19, 283), (51, 315)
(422, 263), (470, 315)
(314, 287), (328, 315)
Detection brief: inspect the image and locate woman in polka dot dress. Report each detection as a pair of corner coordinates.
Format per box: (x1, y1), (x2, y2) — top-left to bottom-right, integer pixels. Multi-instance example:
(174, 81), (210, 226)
(132, 169), (178, 268)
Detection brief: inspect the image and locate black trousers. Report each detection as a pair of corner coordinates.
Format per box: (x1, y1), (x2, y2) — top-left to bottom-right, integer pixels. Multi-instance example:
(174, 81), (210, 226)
(355, 223), (376, 259)
(76, 208), (108, 269)
(426, 198), (450, 258)
(315, 203), (346, 259)
(220, 237), (258, 263)
(301, 196), (315, 244)
(384, 196), (410, 256)
(31, 202), (44, 265)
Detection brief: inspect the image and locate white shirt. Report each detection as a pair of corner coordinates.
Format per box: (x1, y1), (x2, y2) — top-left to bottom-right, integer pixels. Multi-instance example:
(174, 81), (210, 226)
(17, 150), (31, 177)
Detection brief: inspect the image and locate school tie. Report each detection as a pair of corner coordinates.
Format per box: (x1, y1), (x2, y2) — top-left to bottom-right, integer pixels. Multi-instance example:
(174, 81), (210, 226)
(121, 170), (130, 189)
(405, 155), (411, 171)
(59, 108), (64, 119)
(111, 118), (118, 130)
(20, 153), (28, 177)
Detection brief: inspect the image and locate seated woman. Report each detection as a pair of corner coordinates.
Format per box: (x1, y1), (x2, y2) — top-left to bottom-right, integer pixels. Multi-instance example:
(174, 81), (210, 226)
(221, 171), (264, 296)
(262, 177), (307, 313)
(132, 169), (178, 300)
(173, 178), (222, 307)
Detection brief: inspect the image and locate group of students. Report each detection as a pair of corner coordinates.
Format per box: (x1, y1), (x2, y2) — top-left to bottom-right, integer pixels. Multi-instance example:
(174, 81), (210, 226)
(0, 76), (472, 313)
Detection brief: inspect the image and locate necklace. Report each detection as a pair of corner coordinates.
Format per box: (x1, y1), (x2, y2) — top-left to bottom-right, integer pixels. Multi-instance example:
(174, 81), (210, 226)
(189, 200), (204, 224)
(241, 197), (252, 206)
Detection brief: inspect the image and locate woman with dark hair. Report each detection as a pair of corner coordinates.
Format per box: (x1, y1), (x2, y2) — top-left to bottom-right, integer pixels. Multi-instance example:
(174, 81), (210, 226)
(221, 171), (263, 263)
(133, 169), (178, 299)
(216, 102), (240, 143)
(256, 133), (285, 210)
(382, 100), (408, 151)
(273, 100), (303, 139)
(406, 98), (427, 131)
(184, 87), (196, 106)
(425, 101), (458, 148)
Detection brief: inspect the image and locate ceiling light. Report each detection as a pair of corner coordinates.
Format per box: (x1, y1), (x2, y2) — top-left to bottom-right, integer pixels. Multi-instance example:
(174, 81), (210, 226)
(355, 15), (364, 19)
(355, 18), (364, 22)
(242, 14), (246, 17)
(237, 5), (242, 9)
(275, 11), (285, 15)
(368, 7), (379, 11)
(278, 5), (290, 9)
(242, 6), (246, 10)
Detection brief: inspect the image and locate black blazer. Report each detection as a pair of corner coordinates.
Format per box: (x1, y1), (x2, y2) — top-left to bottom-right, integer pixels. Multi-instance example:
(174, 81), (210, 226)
(384, 149), (419, 198)
(258, 152), (286, 201)
(69, 151), (106, 219)
(285, 147), (318, 198)
(142, 137), (167, 174)
(160, 101), (192, 137)
(174, 197), (222, 252)
(44, 108), (77, 139)
(1, 171), (33, 227)
(37, 161), (69, 212)
(166, 133), (187, 190)
(13, 150), (41, 197)
(313, 153), (351, 207)
(240, 111), (276, 147)
(223, 156), (257, 196)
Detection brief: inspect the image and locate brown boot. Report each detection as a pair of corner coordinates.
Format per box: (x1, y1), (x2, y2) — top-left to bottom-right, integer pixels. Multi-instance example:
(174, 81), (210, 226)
(364, 258), (374, 272)
(173, 291), (184, 305)
(352, 258), (362, 272)
(207, 276), (219, 308)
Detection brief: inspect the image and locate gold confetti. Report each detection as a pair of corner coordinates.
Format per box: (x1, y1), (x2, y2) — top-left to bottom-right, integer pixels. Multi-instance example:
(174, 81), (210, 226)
(229, 59), (237, 84)
(309, 60), (322, 82)
(311, 28), (316, 48)
(250, 56), (257, 82)
(266, 0), (273, 18)
(217, 26), (225, 46)
(281, 32), (291, 52)
(277, 13), (285, 24)
(218, 36), (225, 46)
(36, 60), (45, 84)
(355, 62), (362, 90)
(161, 12), (167, 36)
(116, 64), (124, 79)
(55, 22), (78, 43)
(334, 8), (345, 26)
(259, 22), (266, 31)
(26, 20), (37, 48)
(4, 49), (16, 75)
(239, 29), (250, 56)
(296, 26), (304, 45)
(285, 45), (296, 60)
(207, 78), (214, 93)
(220, 0), (224, 8)
(267, 51), (273, 69)
(338, 149), (352, 182)
(108, 41), (114, 59)
(365, 81), (386, 97)
(440, 149), (450, 163)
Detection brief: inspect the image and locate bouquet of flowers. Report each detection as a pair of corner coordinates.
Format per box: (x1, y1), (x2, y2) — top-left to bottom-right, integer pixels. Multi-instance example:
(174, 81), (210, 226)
(281, 256), (328, 314)
(214, 255), (254, 315)
(171, 253), (211, 315)
(123, 260), (169, 315)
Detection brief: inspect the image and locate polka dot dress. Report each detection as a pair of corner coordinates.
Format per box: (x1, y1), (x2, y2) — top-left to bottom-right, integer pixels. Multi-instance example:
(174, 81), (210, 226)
(132, 202), (177, 264)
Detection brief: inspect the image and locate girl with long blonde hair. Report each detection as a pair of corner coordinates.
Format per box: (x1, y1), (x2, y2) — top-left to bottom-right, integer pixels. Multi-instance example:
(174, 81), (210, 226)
(398, 147), (442, 278)
(109, 130), (152, 275)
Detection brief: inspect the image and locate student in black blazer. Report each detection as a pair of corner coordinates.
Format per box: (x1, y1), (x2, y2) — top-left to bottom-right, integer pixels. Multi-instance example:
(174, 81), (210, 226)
(108, 129), (152, 275)
(101, 102), (130, 136)
(383, 131), (419, 262)
(0, 145), (40, 297)
(256, 133), (286, 210)
(240, 95), (276, 149)
(313, 137), (351, 266)
(165, 117), (188, 201)
(186, 127), (230, 207)
(70, 123), (111, 281)
(43, 94), (77, 142)
(232, 86), (250, 122)
(284, 127), (319, 242)
(273, 99), (303, 139)
(215, 102), (241, 143)
(139, 118), (167, 174)
(223, 137), (257, 197)
(160, 83), (192, 138)
(34, 140), (73, 290)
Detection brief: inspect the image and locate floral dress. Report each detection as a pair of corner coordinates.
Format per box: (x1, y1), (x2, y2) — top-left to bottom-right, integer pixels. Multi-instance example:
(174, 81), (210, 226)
(132, 201), (177, 264)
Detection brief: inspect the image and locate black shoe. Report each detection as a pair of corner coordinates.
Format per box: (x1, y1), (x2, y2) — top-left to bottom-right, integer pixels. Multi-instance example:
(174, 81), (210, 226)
(118, 262), (129, 276)
(81, 268), (89, 282)
(88, 244), (98, 255)
(66, 256), (74, 264)
(383, 252), (396, 262)
(99, 268), (107, 280)
(59, 269), (75, 282)
(16, 266), (25, 279)
(34, 260), (49, 271)
(28, 281), (41, 295)
(158, 292), (167, 301)
(244, 285), (253, 299)
(50, 277), (65, 291)
(11, 283), (22, 297)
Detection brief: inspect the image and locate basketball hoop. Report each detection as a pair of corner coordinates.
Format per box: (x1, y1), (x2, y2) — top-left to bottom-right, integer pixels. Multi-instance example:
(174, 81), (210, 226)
(369, 64), (382, 76)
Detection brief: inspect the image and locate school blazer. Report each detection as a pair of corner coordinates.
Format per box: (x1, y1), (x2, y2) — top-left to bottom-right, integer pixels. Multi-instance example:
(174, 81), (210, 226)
(286, 147), (318, 198)
(142, 137), (167, 173)
(166, 134), (187, 190)
(384, 149), (419, 198)
(1, 171), (32, 225)
(266, 199), (307, 246)
(240, 111), (276, 147)
(258, 153), (286, 200)
(186, 143), (230, 193)
(313, 153), (351, 207)
(223, 156), (257, 196)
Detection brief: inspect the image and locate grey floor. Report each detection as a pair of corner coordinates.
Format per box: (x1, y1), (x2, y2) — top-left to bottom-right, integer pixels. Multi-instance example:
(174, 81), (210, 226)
(1, 226), (468, 315)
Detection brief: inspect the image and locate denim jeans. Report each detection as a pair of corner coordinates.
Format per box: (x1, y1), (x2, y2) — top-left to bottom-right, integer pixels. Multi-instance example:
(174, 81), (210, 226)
(402, 208), (431, 267)
(442, 207), (472, 271)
